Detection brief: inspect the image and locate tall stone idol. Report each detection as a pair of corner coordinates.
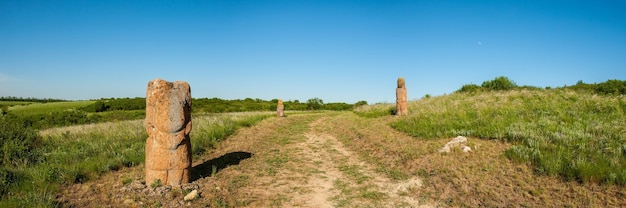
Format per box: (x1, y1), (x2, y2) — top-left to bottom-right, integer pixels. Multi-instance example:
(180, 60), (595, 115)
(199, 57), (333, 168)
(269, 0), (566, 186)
(277, 99), (285, 117)
(396, 77), (408, 116)
(145, 78), (192, 186)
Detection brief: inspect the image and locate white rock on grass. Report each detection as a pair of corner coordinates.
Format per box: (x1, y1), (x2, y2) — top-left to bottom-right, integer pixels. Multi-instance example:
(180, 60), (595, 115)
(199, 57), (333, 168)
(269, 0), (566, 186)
(462, 145), (472, 152)
(184, 189), (199, 201)
(439, 136), (472, 153)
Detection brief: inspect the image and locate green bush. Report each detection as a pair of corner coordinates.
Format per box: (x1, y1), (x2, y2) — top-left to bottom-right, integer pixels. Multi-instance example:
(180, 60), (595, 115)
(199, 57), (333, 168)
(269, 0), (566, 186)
(564, 80), (626, 95)
(354, 100), (368, 107)
(80, 98), (146, 112)
(456, 84), (482, 93)
(0, 168), (16, 196)
(16, 110), (91, 129)
(595, 79), (626, 95)
(307, 98), (324, 110)
(0, 115), (42, 202)
(323, 102), (353, 111)
(0, 105), (7, 115)
(0, 115), (41, 166)
(481, 76), (517, 91)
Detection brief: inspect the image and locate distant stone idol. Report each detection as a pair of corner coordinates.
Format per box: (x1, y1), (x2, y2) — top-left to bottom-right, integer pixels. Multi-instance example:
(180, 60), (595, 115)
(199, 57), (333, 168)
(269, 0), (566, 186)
(277, 99), (285, 117)
(396, 77), (408, 116)
(145, 78), (192, 186)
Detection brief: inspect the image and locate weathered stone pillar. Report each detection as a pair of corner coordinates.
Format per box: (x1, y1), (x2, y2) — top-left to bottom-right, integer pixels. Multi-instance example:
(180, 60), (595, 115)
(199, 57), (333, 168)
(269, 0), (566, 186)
(277, 99), (285, 117)
(145, 78), (192, 186)
(396, 77), (408, 116)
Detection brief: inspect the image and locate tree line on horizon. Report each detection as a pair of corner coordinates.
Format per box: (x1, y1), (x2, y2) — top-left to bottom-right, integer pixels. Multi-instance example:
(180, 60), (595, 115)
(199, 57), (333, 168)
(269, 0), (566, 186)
(0, 97), (367, 129)
(456, 76), (626, 95)
(79, 97), (365, 113)
(0, 96), (67, 103)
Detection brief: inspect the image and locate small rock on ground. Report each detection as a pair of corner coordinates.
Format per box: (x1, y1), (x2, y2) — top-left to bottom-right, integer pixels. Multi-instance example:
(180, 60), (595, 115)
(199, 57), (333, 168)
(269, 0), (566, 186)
(184, 189), (199, 201)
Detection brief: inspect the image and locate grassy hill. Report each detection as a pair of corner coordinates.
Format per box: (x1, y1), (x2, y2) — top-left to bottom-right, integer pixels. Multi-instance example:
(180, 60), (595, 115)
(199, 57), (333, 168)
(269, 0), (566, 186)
(358, 87), (626, 185)
(0, 112), (272, 207)
(1, 77), (624, 206)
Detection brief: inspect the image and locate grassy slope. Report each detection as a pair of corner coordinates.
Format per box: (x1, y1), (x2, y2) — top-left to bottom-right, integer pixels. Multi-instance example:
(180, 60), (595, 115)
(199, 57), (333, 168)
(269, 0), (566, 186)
(338, 112), (625, 206)
(390, 89), (626, 184)
(11, 106), (626, 207)
(1, 112), (272, 207)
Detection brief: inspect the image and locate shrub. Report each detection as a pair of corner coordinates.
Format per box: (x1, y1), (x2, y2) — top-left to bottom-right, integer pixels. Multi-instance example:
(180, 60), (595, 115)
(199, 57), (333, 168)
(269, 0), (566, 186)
(80, 98), (146, 112)
(0, 105), (7, 115)
(0, 115), (41, 166)
(0, 168), (16, 195)
(595, 79), (626, 95)
(354, 100), (368, 107)
(481, 76), (517, 91)
(307, 98), (324, 110)
(25, 110), (91, 129)
(323, 103), (353, 111)
(456, 84), (482, 93)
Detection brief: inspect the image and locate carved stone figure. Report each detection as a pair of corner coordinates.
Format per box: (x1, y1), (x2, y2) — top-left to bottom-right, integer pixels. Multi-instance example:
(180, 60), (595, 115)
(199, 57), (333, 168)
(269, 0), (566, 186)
(396, 77), (408, 116)
(145, 78), (192, 186)
(277, 99), (285, 117)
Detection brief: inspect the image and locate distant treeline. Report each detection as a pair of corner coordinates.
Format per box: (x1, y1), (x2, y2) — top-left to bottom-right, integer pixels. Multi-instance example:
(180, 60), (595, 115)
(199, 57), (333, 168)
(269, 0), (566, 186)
(0, 96), (67, 103)
(81, 97), (365, 113)
(456, 76), (626, 95)
(1, 96), (364, 130)
(565, 79), (626, 95)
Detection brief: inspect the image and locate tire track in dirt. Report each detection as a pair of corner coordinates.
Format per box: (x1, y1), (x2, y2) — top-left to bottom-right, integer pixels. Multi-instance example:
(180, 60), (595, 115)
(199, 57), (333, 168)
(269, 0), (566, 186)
(239, 113), (431, 207)
(57, 113), (433, 207)
(293, 116), (429, 208)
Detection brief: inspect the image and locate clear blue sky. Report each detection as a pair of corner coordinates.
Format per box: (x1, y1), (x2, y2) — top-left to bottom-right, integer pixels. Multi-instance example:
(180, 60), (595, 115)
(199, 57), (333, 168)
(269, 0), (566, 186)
(1, 0), (624, 103)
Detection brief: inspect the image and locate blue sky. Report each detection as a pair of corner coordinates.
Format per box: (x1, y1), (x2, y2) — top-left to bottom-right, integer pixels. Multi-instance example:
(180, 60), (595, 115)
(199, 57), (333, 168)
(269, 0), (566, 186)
(1, 0), (624, 103)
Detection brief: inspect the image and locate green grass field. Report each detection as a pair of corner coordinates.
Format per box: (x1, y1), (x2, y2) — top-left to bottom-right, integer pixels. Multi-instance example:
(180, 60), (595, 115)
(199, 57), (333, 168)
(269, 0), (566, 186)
(0, 112), (272, 207)
(1, 78), (624, 207)
(7, 101), (95, 115)
(389, 89), (626, 184)
(0, 101), (35, 107)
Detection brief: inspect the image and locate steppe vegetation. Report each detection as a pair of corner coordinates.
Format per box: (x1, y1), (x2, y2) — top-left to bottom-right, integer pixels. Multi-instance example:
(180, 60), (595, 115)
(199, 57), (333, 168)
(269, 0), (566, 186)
(354, 77), (626, 185)
(0, 111), (272, 207)
(392, 78), (626, 185)
(0, 94), (360, 207)
(1, 96), (361, 130)
(1, 77), (625, 207)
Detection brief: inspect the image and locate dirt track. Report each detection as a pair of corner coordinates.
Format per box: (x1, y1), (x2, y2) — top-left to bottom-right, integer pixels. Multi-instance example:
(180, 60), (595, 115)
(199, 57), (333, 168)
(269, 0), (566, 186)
(59, 111), (626, 207)
(59, 112), (433, 207)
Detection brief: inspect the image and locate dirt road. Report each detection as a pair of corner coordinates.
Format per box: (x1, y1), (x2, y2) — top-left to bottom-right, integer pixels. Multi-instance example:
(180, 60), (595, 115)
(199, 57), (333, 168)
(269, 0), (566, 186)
(60, 112), (433, 207)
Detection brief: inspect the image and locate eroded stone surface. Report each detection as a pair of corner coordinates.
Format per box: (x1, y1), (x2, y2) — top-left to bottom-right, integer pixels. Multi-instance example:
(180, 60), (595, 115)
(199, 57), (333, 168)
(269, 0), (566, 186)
(396, 77), (408, 116)
(145, 78), (192, 186)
